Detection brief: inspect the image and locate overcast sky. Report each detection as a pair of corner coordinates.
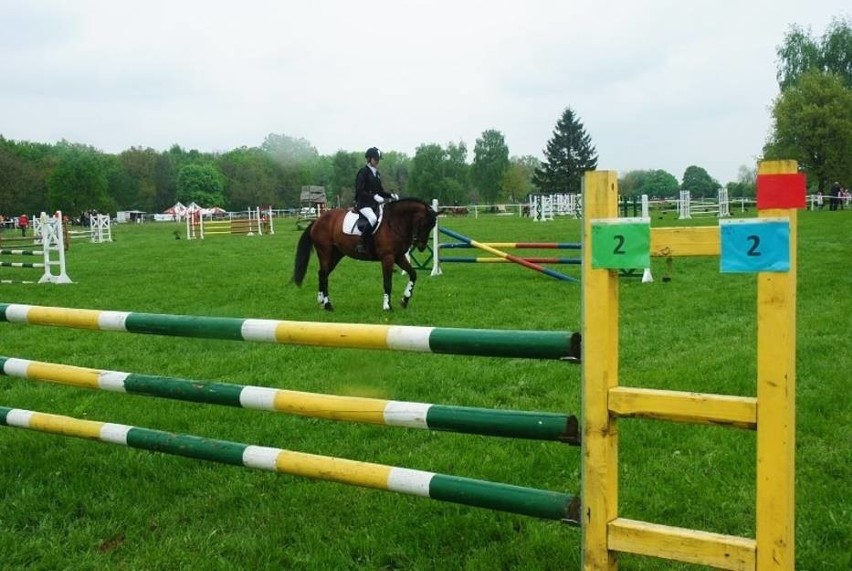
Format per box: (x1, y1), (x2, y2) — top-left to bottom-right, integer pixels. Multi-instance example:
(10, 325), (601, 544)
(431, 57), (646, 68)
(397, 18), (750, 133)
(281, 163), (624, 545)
(0, 1), (847, 183)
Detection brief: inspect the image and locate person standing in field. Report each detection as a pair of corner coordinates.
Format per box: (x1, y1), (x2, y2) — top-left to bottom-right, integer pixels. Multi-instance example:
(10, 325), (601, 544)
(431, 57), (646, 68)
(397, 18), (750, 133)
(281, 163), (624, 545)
(18, 213), (29, 237)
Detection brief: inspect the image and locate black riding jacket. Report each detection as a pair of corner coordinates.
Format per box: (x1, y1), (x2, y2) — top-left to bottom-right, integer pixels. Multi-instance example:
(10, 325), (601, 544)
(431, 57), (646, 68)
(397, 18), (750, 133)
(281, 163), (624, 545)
(354, 165), (392, 209)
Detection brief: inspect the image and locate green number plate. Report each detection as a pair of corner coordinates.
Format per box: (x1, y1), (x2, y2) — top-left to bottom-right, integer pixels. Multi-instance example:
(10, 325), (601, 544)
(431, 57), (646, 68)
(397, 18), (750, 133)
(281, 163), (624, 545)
(591, 218), (651, 270)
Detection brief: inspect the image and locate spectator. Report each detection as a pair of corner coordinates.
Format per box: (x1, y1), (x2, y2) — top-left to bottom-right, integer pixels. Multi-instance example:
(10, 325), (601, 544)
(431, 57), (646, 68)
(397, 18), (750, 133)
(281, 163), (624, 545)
(18, 213), (29, 237)
(829, 181), (841, 211)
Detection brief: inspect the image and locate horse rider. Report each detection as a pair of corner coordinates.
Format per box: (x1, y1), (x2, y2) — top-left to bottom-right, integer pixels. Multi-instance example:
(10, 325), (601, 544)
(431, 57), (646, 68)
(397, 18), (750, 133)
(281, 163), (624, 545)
(354, 147), (397, 254)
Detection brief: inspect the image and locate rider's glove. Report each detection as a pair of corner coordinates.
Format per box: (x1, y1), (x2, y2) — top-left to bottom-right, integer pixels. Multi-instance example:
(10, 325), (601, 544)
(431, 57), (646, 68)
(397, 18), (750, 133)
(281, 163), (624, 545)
(373, 194), (385, 204)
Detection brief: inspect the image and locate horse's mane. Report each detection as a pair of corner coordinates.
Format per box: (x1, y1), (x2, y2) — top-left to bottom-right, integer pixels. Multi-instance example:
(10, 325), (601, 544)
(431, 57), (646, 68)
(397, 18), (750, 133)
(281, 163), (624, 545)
(390, 197), (433, 209)
(389, 198), (437, 221)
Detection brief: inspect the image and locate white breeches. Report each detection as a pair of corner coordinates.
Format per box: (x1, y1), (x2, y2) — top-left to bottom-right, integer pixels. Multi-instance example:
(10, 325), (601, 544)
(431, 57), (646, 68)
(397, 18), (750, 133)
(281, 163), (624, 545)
(359, 207), (377, 227)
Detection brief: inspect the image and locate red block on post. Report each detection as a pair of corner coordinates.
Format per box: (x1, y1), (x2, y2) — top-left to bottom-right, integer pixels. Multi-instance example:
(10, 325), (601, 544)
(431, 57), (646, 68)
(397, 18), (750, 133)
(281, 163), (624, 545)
(756, 173), (806, 209)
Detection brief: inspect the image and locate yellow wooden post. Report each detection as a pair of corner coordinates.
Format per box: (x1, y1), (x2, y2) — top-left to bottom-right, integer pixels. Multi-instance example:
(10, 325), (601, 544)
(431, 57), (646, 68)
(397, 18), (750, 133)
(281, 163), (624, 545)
(755, 160), (797, 570)
(582, 171), (620, 570)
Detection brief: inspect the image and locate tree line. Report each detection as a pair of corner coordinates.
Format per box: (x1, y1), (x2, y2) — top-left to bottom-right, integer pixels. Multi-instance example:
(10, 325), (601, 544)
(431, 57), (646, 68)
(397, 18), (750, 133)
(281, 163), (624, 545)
(0, 108), (718, 217)
(0, 114), (598, 217)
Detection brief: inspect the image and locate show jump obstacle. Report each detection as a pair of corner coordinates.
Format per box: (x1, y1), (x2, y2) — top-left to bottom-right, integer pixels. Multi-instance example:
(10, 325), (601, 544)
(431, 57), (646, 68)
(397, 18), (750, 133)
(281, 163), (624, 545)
(0, 305), (582, 522)
(186, 207), (273, 240)
(0, 160), (799, 570)
(0, 212), (72, 284)
(582, 161), (800, 569)
(422, 200), (581, 282)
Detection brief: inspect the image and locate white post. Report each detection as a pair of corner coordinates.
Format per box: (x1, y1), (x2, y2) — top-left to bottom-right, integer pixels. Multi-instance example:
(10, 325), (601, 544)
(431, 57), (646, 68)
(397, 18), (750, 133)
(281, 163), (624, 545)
(32, 214), (43, 246)
(678, 190), (692, 219)
(541, 195), (554, 221)
(640, 195), (653, 283)
(430, 198), (442, 277)
(36, 211), (72, 284)
(267, 206), (275, 235)
(37, 212), (51, 283)
(52, 211), (72, 283)
(717, 187), (730, 218)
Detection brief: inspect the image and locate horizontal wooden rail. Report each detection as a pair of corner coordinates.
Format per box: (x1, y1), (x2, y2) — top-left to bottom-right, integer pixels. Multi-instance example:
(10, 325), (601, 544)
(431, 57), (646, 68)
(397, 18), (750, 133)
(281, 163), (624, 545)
(650, 226), (720, 257)
(608, 387), (757, 429)
(609, 518), (756, 570)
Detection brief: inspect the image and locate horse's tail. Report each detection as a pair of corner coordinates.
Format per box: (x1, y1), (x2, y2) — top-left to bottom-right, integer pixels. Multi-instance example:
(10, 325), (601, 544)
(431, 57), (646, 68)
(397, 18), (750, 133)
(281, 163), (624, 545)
(291, 223), (315, 287)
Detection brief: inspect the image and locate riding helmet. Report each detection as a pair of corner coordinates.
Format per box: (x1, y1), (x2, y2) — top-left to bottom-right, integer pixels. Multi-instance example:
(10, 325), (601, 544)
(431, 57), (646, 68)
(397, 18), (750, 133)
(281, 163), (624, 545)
(365, 147), (382, 160)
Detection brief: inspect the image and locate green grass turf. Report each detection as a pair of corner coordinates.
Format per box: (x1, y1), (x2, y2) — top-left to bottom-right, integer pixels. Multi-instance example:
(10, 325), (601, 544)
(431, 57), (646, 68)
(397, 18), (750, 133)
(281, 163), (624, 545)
(0, 207), (848, 570)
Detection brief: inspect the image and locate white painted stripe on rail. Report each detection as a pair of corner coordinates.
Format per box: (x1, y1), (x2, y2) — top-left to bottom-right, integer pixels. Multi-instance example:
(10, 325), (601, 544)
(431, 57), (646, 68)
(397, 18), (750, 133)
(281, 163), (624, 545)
(239, 387), (278, 411)
(3, 304), (33, 323)
(241, 319), (279, 342)
(383, 401), (431, 429)
(386, 326), (434, 352)
(387, 467), (433, 497)
(243, 445), (281, 471)
(98, 311), (130, 331)
(5, 409), (34, 428)
(100, 423), (131, 445)
(3, 358), (31, 377)
(98, 371), (130, 392)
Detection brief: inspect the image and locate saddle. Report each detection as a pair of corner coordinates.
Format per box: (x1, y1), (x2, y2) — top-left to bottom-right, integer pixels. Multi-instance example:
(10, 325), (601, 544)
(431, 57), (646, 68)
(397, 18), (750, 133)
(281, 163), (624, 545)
(342, 204), (386, 236)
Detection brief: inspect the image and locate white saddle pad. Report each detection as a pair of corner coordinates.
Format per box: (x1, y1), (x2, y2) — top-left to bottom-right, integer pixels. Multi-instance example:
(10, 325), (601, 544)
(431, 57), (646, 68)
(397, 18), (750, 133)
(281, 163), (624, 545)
(342, 205), (386, 236)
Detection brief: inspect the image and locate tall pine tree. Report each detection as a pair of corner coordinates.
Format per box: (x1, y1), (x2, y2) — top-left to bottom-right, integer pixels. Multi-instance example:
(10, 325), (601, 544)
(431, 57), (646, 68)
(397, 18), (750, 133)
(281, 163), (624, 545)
(533, 108), (597, 194)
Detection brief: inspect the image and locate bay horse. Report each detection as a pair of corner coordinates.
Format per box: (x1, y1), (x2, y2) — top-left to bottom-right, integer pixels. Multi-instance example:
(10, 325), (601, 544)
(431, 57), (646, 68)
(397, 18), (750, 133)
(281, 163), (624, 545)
(292, 198), (437, 311)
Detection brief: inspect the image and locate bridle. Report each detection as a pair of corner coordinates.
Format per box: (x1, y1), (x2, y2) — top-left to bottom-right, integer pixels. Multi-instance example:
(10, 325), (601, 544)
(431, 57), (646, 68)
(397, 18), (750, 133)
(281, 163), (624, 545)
(386, 201), (435, 248)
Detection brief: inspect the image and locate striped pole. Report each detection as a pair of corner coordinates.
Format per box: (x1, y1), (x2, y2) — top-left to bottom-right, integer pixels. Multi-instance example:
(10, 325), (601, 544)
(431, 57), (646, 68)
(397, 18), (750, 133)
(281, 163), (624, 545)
(442, 257), (581, 265)
(0, 405), (580, 522)
(0, 261), (45, 268)
(0, 356), (580, 443)
(440, 241), (581, 250)
(0, 303), (581, 361)
(0, 249), (43, 256)
(439, 228), (578, 283)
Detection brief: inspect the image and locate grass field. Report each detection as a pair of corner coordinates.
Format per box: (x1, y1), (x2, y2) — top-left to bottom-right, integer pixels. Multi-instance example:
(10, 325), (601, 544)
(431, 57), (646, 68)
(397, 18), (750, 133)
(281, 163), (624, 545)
(0, 207), (849, 570)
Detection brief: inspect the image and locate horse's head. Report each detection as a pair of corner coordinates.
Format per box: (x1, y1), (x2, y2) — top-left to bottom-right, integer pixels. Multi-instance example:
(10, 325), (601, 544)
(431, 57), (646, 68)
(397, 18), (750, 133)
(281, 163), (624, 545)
(388, 198), (437, 252)
(409, 201), (437, 252)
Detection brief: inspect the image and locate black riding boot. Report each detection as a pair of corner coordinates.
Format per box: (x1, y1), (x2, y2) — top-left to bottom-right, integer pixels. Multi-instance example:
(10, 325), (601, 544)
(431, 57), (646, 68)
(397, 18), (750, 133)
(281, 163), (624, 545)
(355, 225), (374, 255)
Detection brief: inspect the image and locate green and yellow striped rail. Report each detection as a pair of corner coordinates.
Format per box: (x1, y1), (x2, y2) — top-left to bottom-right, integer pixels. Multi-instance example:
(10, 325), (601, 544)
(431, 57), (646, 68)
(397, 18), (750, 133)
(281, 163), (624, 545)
(0, 356), (580, 443)
(0, 303), (581, 361)
(0, 405), (580, 522)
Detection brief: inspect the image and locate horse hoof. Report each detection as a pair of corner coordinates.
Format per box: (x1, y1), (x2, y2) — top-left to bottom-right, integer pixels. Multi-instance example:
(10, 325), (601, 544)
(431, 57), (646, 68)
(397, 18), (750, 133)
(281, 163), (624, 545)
(324, 303), (334, 311)
(400, 298), (410, 309)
